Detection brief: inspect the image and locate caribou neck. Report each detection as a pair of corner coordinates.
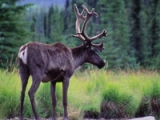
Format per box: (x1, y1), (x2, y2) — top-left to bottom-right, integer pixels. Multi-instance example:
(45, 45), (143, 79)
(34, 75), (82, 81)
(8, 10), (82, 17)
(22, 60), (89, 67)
(71, 45), (86, 70)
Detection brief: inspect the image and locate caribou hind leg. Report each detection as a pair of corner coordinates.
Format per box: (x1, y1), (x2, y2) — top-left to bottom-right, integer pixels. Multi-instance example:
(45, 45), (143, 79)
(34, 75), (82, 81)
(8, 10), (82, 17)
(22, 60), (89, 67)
(62, 77), (69, 120)
(28, 73), (42, 120)
(19, 59), (30, 120)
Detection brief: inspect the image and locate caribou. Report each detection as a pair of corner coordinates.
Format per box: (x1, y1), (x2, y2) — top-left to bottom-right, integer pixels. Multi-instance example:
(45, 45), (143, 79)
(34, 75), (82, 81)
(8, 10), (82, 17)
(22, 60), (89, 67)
(18, 4), (107, 120)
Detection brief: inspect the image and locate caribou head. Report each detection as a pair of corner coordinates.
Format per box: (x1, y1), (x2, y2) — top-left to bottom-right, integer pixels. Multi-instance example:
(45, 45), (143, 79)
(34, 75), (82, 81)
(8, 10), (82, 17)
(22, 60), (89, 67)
(71, 4), (107, 69)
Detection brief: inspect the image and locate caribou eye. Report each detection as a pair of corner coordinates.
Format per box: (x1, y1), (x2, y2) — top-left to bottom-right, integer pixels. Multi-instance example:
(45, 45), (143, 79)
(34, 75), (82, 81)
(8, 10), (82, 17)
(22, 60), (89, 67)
(83, 41), (90, 48)
(85, 44), (90, 48)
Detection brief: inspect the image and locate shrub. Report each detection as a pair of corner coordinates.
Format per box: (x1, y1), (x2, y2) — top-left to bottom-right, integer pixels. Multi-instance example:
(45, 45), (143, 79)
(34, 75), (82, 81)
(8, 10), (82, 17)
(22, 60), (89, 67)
(100, 83), (139, 119)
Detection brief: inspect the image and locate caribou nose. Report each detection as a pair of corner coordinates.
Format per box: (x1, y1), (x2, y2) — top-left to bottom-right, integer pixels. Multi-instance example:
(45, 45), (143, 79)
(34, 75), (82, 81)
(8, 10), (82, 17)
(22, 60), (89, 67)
(98, 60), (105, 69)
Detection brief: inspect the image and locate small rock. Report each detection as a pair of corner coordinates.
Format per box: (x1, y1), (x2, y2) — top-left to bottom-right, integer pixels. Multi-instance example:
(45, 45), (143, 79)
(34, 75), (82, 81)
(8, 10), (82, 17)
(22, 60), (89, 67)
(84, 116), (155, 120)
(129, 116), (155, 120)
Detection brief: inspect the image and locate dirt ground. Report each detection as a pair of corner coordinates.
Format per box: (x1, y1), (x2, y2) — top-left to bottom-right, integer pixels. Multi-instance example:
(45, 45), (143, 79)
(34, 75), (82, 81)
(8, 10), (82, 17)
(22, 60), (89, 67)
(6, 112), (80, 120)
(5, 116), (156, 120)
(5, 113), (155, 120)
(7, 117), (72, 120)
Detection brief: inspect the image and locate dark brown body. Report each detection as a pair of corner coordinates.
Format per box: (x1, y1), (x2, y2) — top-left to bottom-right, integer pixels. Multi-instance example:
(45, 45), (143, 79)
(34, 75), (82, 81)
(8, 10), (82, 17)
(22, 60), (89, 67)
(18, 41), (105, 120)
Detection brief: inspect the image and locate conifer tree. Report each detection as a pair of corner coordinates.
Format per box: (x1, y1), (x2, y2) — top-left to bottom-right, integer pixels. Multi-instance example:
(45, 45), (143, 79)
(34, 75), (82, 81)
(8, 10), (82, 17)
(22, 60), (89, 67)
(151, 0), (160, 69)
(130, 0), (160, 69)
(48, 5), (65, 44)
(0, 0), (31, 68)
(30, 16), (36, 40)
(97, 0), (135, 69)
(44, 12), (48, 38)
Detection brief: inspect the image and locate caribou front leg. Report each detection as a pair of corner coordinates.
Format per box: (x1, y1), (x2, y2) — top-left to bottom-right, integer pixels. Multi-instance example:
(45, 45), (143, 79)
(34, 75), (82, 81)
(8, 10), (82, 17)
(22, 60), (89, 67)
(51, 82), (57, 120)
(62, 77), (69, 120)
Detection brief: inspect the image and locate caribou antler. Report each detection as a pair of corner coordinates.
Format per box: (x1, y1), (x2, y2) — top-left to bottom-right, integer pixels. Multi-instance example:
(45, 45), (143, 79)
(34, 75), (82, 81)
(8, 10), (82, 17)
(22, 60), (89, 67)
(71, 4), (107, 52)
(71, 4), (86, 41)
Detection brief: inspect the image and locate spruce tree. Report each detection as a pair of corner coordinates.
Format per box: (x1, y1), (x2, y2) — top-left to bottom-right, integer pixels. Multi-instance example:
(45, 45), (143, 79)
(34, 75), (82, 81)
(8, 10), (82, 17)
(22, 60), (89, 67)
(131, 0), (160, 69)
(48, 5), (65, 44)
(151, 0), (160, 69)
(0, 0), (31, 68)
(97, 0), (135, 69)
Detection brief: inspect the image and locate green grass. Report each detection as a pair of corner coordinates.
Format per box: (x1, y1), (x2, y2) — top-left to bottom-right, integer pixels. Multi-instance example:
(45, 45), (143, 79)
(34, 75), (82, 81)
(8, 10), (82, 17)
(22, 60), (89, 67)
(0, 69), (160, 119)
(0, 69), (20, 118)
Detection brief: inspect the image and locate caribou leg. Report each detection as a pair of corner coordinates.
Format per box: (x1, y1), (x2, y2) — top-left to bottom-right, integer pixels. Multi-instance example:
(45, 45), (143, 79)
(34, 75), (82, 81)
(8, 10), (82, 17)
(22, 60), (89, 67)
(62, 78), (69, 120)
(51, 82), (57, 120)
(28, 74), (41, 120)
(19, 61), (29, 120)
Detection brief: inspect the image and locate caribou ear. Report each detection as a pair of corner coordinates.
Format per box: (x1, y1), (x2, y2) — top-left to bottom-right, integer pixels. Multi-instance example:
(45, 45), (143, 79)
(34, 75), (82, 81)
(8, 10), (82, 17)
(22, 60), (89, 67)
(91, 40), (105, 52)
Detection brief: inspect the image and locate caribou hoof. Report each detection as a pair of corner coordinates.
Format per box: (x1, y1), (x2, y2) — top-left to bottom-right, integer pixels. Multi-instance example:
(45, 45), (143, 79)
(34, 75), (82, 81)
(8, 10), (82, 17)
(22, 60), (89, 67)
(63, 117), (68, 120)
(34, 118), (39, 120)
(51, 117), (56, 120)
(19, 116), (23, 120)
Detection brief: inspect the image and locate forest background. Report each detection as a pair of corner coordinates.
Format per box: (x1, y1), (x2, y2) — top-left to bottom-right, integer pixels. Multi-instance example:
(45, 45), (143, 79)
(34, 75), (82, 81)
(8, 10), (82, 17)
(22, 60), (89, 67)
(0, 0), (160, 70)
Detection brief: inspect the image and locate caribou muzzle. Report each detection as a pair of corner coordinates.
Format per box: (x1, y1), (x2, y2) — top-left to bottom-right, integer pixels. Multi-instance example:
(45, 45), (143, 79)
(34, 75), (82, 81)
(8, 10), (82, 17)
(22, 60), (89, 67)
(98, 60), (105, 69)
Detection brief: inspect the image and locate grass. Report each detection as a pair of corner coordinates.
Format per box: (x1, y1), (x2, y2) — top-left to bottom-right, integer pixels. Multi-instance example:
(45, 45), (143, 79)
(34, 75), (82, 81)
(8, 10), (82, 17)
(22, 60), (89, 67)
(0, 68), (160, 119)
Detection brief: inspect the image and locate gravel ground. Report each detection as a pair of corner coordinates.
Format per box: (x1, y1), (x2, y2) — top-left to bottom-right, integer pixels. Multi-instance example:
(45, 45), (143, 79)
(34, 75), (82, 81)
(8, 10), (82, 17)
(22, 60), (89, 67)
(84, 116), (156, 120)
(6, 116), (155, 120)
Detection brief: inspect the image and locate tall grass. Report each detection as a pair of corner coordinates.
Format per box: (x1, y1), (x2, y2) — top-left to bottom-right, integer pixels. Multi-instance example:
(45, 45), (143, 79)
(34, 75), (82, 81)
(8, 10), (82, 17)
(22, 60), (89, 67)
(0, 69), (20, 118)
(0, 69), (160, 119)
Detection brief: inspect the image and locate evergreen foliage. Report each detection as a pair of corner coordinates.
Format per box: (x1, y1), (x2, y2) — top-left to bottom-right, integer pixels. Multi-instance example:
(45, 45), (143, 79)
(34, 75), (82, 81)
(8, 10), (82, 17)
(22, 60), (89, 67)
(0, 0), (32, 68)
(0, 0), (160, 70)
(48, 6), (65, 44)
(97, 0), (136, 69)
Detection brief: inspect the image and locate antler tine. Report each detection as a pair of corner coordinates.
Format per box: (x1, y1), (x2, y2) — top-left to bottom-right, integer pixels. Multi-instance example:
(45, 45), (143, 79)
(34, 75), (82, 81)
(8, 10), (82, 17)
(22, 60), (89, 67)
(71, 4), (86, 41)
(74, 4), (86, 34)
(89, 29), (107, 41)
(81, 5), (107, 41)
(91, 40), (105, 52)
(81, 5), (98, 36)
(82, 5), (98, 17)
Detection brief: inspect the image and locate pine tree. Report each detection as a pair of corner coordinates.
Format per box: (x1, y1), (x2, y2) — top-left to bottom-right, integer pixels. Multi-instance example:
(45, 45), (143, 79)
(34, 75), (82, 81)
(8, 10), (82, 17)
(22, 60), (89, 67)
(44, 12), (48, 37)
(48, 5), (65, 44)
(0, 0), (32, 68)
(64, 0), (70, 33)
(151, 0), (160, 69)
(48, 5), (54, 40)
(130, 0), (160, 69)
(30, 16), (36, 40)
(97, 0), (136, 69)
(130, 0), (141, 63)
